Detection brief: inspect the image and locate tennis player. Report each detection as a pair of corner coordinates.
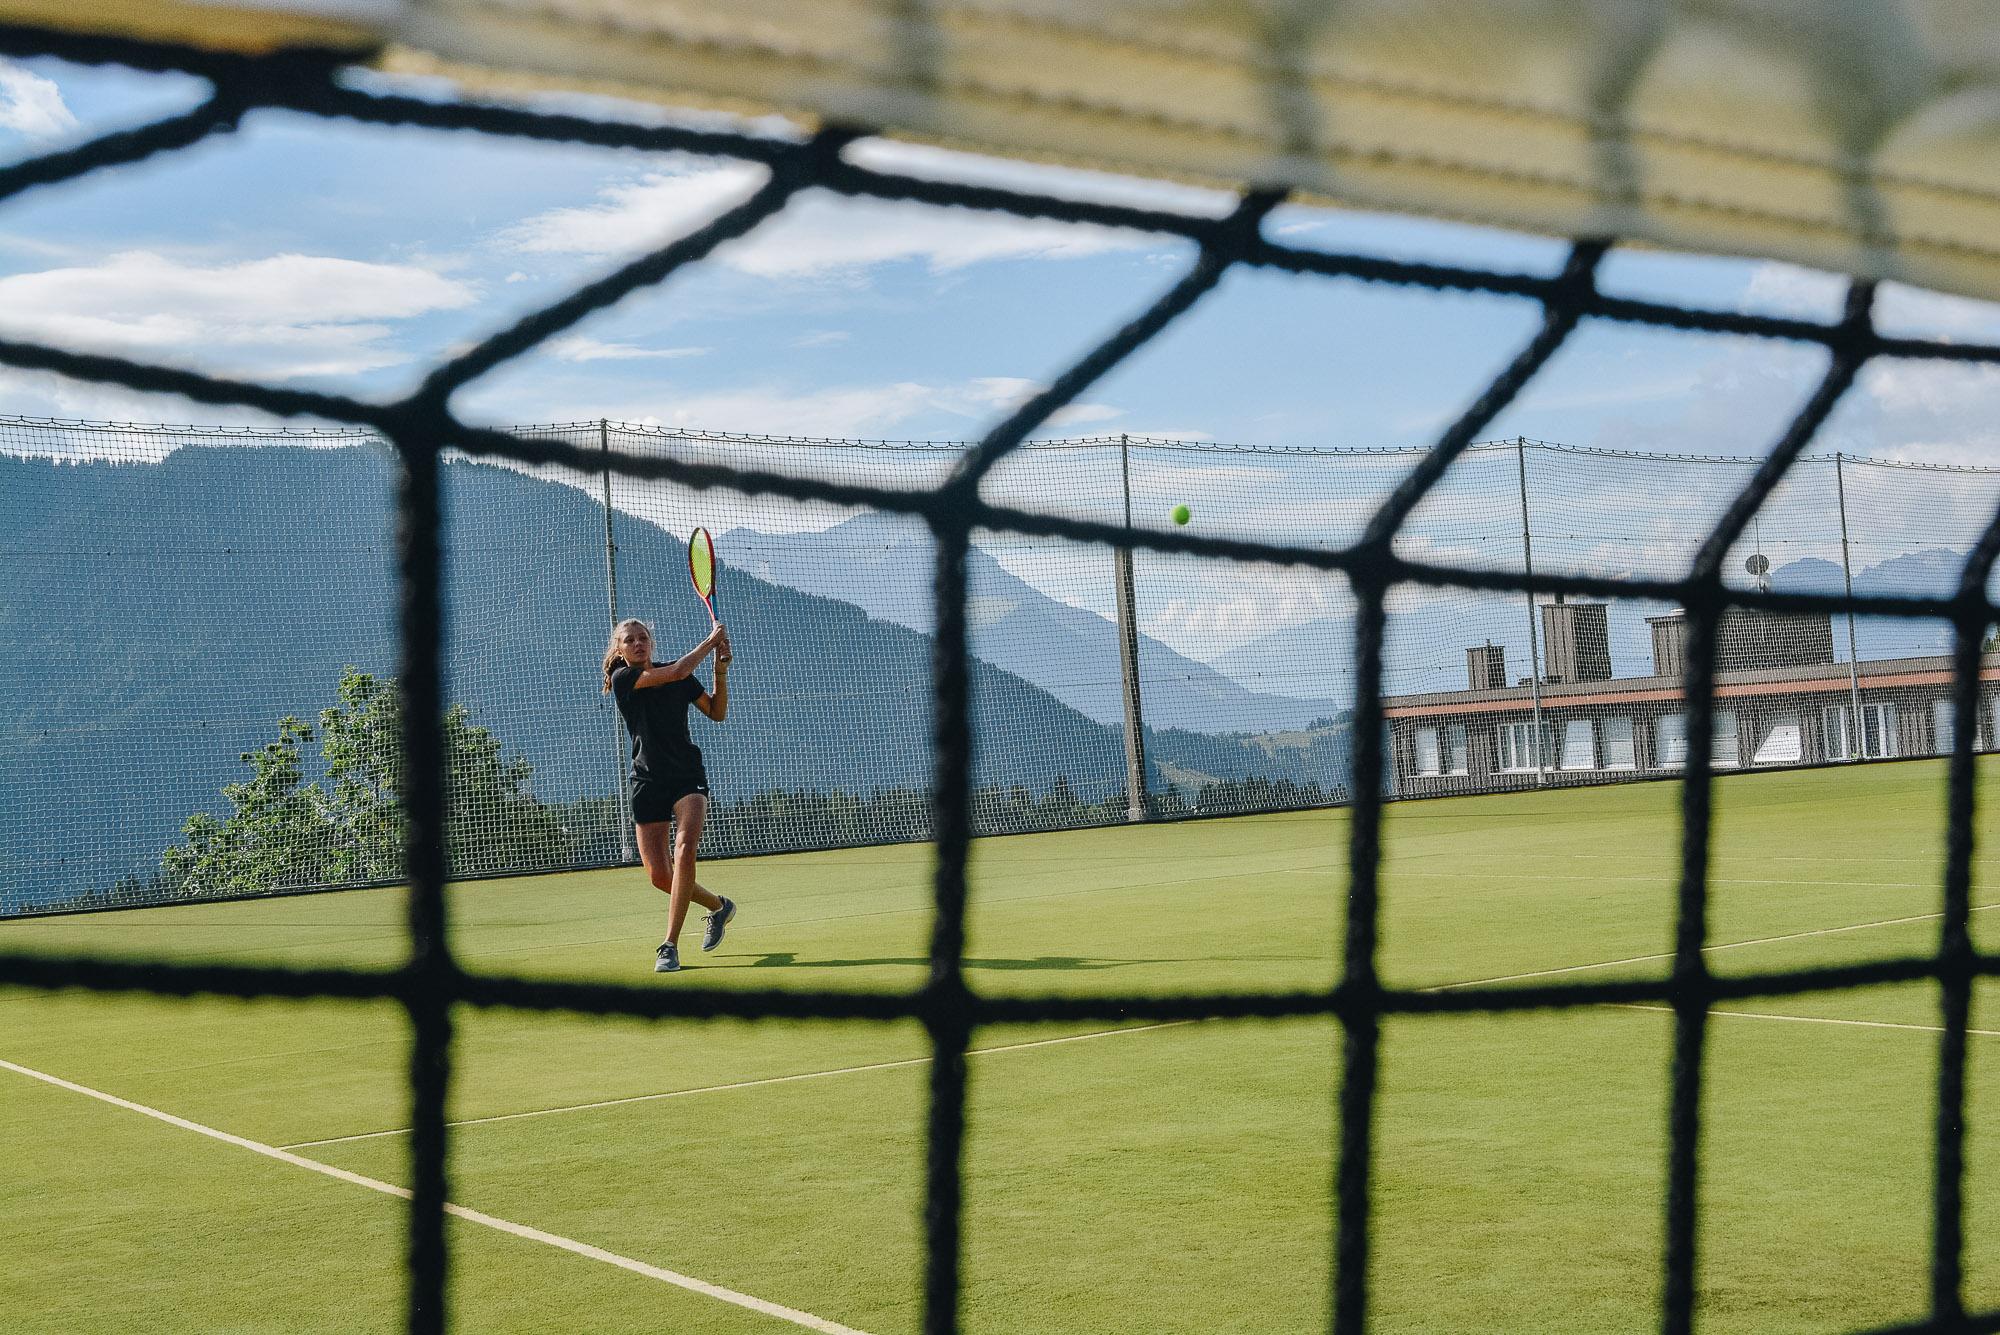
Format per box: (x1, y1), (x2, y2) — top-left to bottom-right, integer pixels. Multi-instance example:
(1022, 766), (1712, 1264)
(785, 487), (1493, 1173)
(602, 617), (737, 973)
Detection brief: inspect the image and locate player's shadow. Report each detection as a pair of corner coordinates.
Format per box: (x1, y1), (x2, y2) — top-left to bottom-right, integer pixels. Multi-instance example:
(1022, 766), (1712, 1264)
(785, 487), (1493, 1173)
(724, 952), (1310, 972)
(729, 951), (1169, 972)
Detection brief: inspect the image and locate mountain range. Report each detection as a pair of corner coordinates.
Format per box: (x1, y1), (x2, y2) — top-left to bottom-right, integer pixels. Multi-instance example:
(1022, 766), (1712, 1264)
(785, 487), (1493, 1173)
(718, 513), (1349, 732)
(1207, 547), (1982, 699)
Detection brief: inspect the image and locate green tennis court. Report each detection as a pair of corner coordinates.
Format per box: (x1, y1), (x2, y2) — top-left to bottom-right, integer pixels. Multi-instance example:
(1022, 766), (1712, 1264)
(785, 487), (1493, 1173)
(5, 758), (1996, 1334)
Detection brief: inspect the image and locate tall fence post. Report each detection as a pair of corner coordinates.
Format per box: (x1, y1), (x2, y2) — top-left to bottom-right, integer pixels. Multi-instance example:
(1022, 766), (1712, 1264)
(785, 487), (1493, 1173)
(1834, 452), (1866, 760)
(1516, 438), (1548, 784)
(1114, 434), (1150, 821)
(601, 419), (635, 862)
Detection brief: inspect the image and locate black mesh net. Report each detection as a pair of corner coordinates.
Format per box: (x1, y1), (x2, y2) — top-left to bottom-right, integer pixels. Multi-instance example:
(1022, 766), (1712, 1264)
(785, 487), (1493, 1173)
(1, 26), (1999, 1335)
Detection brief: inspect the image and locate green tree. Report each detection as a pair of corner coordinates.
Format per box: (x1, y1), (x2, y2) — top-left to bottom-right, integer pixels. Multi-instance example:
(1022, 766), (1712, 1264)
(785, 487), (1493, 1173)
(162, 716), (331, 897)
(442, 699), (565, 874)
(316, 666), (565, 878)
(317, 668), (404, 881)
(161, 667), (563, 898)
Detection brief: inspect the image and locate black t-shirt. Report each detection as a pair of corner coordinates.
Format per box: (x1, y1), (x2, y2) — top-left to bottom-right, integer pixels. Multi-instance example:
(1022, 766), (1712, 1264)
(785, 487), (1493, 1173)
(609, 664), (707, 781)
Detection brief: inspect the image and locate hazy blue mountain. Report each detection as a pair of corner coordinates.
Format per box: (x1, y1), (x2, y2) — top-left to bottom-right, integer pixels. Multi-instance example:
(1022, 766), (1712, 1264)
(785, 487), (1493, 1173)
(2, 447), (1349, 908)
(1206, 599), (1580, 699)
(1204, 546), (1977, 701)
(1766, 556), (1846, 594)
(718, 513), (1348, 732)
(1772, 547), (1971, 661)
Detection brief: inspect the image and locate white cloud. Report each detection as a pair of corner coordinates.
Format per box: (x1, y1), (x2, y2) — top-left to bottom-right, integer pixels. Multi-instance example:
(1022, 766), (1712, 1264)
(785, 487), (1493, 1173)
(945, 375), (1121, 427)
(1135, 562), (1356, 659)
(599, 382), (957, 437)
(0, 62), (77, 141)
(1739, 261), (1849, 321)
(1830, 359), (2000, 469)
(545, 335), (707, 363)
(1049, 402), (1124, 426)
(505, 166), (1161, 276)
(844, 138), (1236, 217)
(1873, 281), (2000, 340)
(792, 329), (851, 348)
(0, 251), (477, 379)
(1855, 359), (2000, 418)
(1744, 265), (2000, 339)
(505, 164), (767, 257)
(743, 194), (1150, 276)
(475, 373), (1126, 443)
(0, 367), (345, 454)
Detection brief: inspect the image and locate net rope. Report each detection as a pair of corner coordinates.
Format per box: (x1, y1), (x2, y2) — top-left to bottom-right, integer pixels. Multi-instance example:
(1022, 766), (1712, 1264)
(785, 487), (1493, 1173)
(2, 26), (2000, 1335)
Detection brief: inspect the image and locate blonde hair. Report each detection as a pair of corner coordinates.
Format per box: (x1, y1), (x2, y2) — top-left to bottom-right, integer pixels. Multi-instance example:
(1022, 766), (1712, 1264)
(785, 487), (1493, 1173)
(602, 618), (652, 693)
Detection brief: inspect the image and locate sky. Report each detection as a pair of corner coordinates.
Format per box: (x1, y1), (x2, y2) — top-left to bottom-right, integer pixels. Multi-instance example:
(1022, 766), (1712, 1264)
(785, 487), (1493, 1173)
(4, 55), (1999, 662)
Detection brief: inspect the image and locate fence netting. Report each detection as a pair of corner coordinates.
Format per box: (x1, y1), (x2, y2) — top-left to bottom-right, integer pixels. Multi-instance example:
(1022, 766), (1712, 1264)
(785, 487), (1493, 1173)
(1, 25), (1999, 1335)
(9, 424), (1997, 915)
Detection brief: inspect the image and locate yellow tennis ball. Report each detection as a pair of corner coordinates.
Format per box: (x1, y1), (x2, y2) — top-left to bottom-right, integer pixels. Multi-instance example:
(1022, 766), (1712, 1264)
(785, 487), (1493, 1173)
(1171, 503), (1191, 526)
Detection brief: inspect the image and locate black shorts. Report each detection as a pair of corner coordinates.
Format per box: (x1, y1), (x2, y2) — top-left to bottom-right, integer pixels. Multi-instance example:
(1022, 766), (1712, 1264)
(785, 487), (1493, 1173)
(631, 771), (709, 825)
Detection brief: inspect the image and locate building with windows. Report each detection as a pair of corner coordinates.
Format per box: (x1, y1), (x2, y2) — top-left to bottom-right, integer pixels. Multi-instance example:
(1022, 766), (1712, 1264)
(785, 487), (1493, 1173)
(1385, 603), (2000, 796)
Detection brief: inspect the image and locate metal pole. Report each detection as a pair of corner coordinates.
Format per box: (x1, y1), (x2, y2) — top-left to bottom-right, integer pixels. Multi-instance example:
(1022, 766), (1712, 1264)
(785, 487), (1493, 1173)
(1516, 438), (1547, 785)
(601, 419), (636, 861)
(1114, 434), (1150, 821)
(1834, 452), (1865, 760)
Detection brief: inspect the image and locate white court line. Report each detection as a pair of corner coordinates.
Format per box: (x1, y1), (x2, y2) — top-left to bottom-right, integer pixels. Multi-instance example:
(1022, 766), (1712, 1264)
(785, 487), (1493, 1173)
(284, 1021), (1194, 1151)
(1573, 854), (2000, 867)
(1427, 902), (2000, 992)
(1614, 1005), (2000, 1040)
(1398, 870), (1946, 890)
(0, 1056), (869, 1335)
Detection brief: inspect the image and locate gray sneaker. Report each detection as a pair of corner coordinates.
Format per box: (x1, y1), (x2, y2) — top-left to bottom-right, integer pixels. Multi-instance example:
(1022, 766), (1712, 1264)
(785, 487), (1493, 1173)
(654, 941), (681, 973)
(702, 897), (737, 952)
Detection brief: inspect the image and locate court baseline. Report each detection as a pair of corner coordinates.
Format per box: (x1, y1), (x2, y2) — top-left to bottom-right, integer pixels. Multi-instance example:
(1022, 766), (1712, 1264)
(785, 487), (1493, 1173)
(283, 1020), (1194, 1150)
(0, 1056), (870, 1335)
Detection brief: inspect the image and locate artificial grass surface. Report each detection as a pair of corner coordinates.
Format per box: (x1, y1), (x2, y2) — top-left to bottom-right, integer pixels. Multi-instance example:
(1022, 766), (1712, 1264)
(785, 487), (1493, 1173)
(3, 757), (1996, 1332)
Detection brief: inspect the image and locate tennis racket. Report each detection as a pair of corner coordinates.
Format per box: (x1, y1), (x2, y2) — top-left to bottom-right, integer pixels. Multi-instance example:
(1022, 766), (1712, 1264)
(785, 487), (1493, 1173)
(688, 526), (720, 626)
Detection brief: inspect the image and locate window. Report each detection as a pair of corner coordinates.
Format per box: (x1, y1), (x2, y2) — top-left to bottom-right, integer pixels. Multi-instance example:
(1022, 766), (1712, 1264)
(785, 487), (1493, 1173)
(1932, 699), (1994, 754)
(1656, 713), (1687, 768)
(1414, 726), (1442, 777)
(1656, 711), (1737, 767)
(1559, 718), (1595, 770)
(1828, 703), (1898, 759)
(1601, 716), (1636, 770)
(1712, 710), (1740, 767)
(1863, 702), (1897, 758)
(1753, 716), (1802, 765)
(1445, 723), (1469, 775)
(1497, 720), (1541, 772)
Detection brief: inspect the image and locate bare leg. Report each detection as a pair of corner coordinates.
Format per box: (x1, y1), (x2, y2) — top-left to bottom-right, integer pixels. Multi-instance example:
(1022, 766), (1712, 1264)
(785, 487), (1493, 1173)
(636, 819), (674, 895)
(637, 817), (722, 910)
(665, 793), (715, 945)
